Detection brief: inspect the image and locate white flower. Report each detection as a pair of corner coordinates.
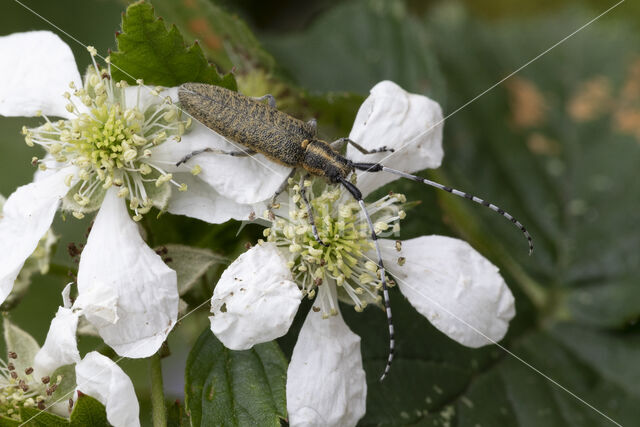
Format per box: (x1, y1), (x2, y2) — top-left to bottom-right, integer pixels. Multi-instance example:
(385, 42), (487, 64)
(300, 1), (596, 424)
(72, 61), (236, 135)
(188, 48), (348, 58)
(0, 313), (138, 426)
(0, 31), (289, 357)
(32, 290), (140, 427)
(208, 81), (515, 426)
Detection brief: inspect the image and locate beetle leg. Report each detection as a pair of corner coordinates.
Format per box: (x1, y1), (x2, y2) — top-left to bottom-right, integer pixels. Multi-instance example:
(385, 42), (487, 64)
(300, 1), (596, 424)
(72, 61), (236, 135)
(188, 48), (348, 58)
(252, 94), (276, 108)
(175, 148), (256, 166)
(306, 118), (317, 132)
(266, 169), (296, 220)
(330, 137), (394, 155)
(299, 174), (328, 247)
(339, 177), (395, 381)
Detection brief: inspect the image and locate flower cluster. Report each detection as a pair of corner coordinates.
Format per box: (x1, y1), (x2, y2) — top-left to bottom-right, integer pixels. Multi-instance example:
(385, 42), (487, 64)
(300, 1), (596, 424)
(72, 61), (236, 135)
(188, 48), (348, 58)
(0, 30), (517, 427)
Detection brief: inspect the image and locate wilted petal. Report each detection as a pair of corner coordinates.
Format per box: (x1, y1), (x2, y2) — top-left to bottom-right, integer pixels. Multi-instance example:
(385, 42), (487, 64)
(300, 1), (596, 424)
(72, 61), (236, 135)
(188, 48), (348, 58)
(77, 188), (178, 358)
(287, 294), (367, 427)
(209, 243), (301, 350)
(34, 307), (80, 377)
(0, 31), (81, 118)
(61, 282), (73, 309)
(75, 352), (140, 427)
(0, 167), (74, 304)
(73, 283), (119, 325)
(380, 236), (515, 347)
(347, 81), (444, 196)
(166, 173), (264, 223)
(151, 120), (290, 204)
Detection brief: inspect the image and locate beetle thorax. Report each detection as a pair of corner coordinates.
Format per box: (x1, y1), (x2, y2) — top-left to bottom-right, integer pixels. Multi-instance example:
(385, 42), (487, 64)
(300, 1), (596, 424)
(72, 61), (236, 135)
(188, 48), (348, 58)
(301, 140), (353, 182)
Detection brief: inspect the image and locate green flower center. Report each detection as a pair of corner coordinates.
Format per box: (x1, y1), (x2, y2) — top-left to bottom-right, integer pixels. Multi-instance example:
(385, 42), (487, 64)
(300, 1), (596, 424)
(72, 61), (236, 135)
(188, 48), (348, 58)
(74, 103), (136, 171)
(265, 178), (406, 316)
(23, 47), (190, 220)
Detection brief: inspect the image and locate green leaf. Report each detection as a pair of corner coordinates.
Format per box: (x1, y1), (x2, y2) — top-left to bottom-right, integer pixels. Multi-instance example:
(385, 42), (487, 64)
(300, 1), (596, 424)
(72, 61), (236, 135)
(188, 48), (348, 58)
(159, 244), (227, 296)
(167, 400), (188, 427)
(264, 0), (445, 100)
(148, 0), (276, 73)
(19, 408), (68, 427)
(185, 329), (287, 426)
(0, 416), (20, 427)
(110, 1), (236, 90)
(2, 315), (40, 377)
(69, 394), (109, 427)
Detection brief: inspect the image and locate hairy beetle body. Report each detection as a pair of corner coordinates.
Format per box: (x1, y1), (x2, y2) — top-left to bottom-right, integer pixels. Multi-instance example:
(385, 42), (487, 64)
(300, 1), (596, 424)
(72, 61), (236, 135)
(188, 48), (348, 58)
(179, 83), (352, 181)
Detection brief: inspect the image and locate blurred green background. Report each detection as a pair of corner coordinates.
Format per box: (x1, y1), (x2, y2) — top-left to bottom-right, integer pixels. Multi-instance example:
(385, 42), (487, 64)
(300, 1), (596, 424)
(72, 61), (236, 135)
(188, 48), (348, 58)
(1, 0), (639, 425)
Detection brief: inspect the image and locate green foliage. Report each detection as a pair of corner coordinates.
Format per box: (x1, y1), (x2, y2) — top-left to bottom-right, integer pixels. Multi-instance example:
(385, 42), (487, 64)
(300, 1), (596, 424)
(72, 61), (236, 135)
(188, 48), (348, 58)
(150, 0), (276, 73)
(69, 394), (109, 427)
(18, 408), (68, 427)
(185, 329), (288, 426)
(159, 244), (227, 296)
(111, 1), (236, 89)
(264, 0), (446, 101)
(167, 400), (188, 427)
(0, 417), (19, 427)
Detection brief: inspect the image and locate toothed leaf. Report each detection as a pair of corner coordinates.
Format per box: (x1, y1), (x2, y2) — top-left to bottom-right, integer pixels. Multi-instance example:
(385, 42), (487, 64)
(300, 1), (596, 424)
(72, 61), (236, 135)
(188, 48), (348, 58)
(110, 1), (236, 90)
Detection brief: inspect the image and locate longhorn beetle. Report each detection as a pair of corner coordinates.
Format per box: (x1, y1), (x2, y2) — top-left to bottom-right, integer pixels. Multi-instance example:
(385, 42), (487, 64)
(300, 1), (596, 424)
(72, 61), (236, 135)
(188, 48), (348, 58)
(177, 83), (533, 381)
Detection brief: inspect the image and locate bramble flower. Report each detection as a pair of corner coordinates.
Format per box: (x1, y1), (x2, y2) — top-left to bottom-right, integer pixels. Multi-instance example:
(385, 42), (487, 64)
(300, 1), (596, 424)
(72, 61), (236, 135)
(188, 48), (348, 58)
(207, 81), (515, 426)
(0, 31), (181, 357)
(0, 314), (138, 426)
(0, 31), (289, 358)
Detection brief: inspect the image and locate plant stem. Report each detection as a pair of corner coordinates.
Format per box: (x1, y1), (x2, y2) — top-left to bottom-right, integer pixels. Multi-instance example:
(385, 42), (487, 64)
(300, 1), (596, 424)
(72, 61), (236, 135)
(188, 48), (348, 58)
(150, 352), (167, 427)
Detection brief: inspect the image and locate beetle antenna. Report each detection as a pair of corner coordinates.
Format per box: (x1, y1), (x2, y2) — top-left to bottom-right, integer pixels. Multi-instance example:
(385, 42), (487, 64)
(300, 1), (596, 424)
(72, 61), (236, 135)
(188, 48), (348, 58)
(351, 163), (533, 255)
(340, 178), (395, 382)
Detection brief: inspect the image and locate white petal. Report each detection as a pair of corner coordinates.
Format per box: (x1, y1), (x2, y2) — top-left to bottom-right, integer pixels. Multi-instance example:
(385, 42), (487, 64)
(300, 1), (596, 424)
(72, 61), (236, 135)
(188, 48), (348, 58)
(0, 31), (81, 118)
(77, 188), (178, 358)
(166, 173), (264, 223)
(61, 282), (73, 309)
(287, 297), (367, 427)
(33, 154), (65, 182)
(0, 166), (74, 304)
(73, 282), (119, 325)
(34, 307), (80, 377)
(209, 243), (301, 350)
(150, 120), (290, 204)
(75, 352), (140, 427)
(122, 86), (177, 111)
(348, 81), (444, 196)
(381, 236), (515, 347)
